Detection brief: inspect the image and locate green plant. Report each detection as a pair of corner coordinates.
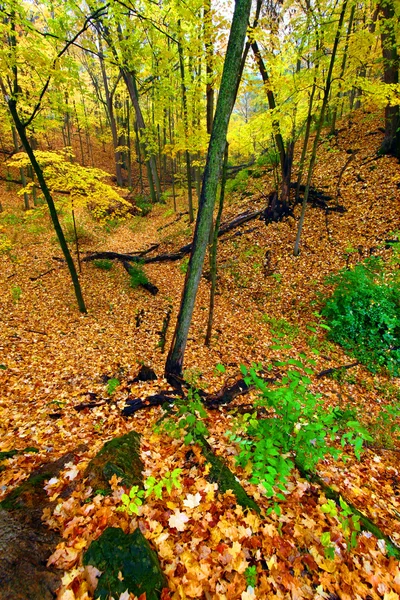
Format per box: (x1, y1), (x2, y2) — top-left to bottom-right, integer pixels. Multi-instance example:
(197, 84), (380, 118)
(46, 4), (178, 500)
(162, 207), (174, 219)
(322, 257), (400, 375)
(244, 565), (257, 588)
(134, 196), (153, 216)
(59, 215), (92, 244)
(129, 263), (149, 288)
(180, 257), (189, 274)
(103, 218), (121, 233)
(366, 402), (400, 448)
(225, 169), (249, 194)
(229, 354), (372, 512)
(0, 234), (12, 254)
(106, 378), (120, 395)
(118, 469), (182, 515)
(93, 259), (113, 271)
(11, 285), (22, 303)
(320, 497), (361, 557)
(158, 387), (209, 445)
(262, 316), (299, 342)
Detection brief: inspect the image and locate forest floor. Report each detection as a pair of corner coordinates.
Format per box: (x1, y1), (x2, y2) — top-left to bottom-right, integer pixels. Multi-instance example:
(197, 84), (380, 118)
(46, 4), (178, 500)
(0, 109), (400, 600)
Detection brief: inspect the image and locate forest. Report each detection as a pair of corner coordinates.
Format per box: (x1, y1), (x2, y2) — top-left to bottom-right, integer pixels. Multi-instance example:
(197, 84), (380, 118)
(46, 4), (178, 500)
(0, 0), (399, 598)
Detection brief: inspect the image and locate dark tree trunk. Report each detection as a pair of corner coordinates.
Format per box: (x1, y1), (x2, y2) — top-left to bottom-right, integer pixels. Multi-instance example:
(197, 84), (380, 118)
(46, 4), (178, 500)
(8, 101), (87, 313)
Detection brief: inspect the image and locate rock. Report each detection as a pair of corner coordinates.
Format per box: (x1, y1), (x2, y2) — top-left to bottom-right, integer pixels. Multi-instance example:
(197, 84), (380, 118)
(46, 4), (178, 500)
(0, 451), (83, 600)
(84, 430), (143, 493)
(83, 527), (168, 600)
(0, 508), (60, 600)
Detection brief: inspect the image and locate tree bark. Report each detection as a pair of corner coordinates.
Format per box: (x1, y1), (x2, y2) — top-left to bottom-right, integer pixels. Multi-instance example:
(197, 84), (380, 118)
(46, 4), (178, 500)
(379, 0), (400, 158)
(8, 100), (87, 313)
(165, 0), (252, 379)
(294, 0), (349, 256)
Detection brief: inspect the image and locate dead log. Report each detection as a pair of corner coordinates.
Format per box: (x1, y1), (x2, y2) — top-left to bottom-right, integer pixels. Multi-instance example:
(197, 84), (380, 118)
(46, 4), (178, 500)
(121, 260), (159, 296)
(82, 208), (265, 267)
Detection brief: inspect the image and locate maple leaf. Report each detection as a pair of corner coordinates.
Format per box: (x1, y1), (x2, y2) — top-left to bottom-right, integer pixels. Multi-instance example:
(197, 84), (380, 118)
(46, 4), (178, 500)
(241, 587), (256, 600)
(183, 492), (202, 509)
(168, 510), (189, 531)
(64, 463), (79, 481)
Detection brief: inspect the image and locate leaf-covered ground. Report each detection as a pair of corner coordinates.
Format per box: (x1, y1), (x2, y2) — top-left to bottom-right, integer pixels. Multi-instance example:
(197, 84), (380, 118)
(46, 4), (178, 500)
(1, 110), (400, 599)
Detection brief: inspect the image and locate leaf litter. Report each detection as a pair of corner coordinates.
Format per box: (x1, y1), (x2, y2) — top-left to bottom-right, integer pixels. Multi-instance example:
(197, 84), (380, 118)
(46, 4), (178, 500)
(0, 112), (400, 599)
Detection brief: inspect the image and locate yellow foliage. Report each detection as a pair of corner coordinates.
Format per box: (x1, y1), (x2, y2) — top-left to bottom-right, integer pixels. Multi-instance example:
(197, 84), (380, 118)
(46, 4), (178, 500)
(0, 233), (12, 254)
(8, 150), (131, 221)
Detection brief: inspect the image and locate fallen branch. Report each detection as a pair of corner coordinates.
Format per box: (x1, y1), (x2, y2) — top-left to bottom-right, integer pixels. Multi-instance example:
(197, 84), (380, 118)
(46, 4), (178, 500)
(29, 268), (57, 281)
(316, 362), (359, 379)
(82, 208), (265, 267)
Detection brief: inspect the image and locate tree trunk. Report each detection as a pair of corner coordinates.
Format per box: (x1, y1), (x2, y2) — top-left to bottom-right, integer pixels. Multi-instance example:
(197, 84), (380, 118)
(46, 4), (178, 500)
(330, 3), (355, 136)
(8, 100), (87, 313)
(379, 0), (400, 158)
(165, 0), (252, 379)
(294, 0), (349, 256)
(204, 0), (215, 135)
(121, 70), (161, 201)
(177, 23), (194, 223)
(98, 40), (124, 187)
(205, 143), (228, 346)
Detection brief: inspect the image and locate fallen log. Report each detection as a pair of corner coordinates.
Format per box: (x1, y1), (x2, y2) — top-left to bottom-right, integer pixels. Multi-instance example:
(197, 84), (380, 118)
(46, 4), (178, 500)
(82, 208), (265, 267)
(316, 362), (359, 379)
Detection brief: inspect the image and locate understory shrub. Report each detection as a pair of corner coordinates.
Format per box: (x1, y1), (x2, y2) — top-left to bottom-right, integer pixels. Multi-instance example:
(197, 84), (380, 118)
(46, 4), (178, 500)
(129, 263), (149, 288)
(229, 355), (371, 513)
(134, 196), (152, 216)
(225, 169), (249, 194)
(322, 257), (400, 375)
(93, 259), (113, 271)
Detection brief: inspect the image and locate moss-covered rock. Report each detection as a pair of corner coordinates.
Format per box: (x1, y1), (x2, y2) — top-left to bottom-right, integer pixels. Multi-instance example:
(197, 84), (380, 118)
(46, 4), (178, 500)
(84, 430), (143, 493)
(83, 527), (168, 600)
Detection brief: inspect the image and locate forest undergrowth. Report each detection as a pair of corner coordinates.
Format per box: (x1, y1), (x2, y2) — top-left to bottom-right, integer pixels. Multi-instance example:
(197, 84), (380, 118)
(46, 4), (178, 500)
(1, 110), (400, 599)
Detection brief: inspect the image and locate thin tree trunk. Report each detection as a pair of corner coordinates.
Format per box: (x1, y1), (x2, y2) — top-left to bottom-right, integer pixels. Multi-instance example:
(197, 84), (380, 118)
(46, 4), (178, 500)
(204, 0), (215, 135)
(205, 143), (228, 346)
(12, 126), (29, 209)
(294, 0), (349, 256)
(121, 70), (161, 201)
(134, 120), (144, 195)
(73, 100), (85, 165)
(126, 98), (133, 189)
(295, 66), (318, 201)
(8, 100), (86, 313)
(165, 0), (252, 378)
(98, 40), (124, 187)
(379, 0), (399, 158)
(330, 3), (355, 135)
(177, 23), (194, 223)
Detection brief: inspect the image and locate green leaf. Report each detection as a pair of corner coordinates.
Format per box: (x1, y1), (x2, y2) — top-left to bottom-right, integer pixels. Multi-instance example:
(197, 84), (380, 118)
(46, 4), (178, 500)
(320, 531), (331, 546)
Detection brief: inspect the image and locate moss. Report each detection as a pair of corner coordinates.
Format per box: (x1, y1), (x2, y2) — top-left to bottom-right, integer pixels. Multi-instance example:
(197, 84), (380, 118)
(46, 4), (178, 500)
(200, 438), (260, 514)
(85, 430), (143, 492)
(83, 527), (167, 600)
(0, 473), (50, 510)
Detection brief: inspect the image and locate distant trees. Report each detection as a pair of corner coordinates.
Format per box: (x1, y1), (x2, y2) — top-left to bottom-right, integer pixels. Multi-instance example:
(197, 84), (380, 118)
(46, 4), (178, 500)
(379, 0), (399, 158)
